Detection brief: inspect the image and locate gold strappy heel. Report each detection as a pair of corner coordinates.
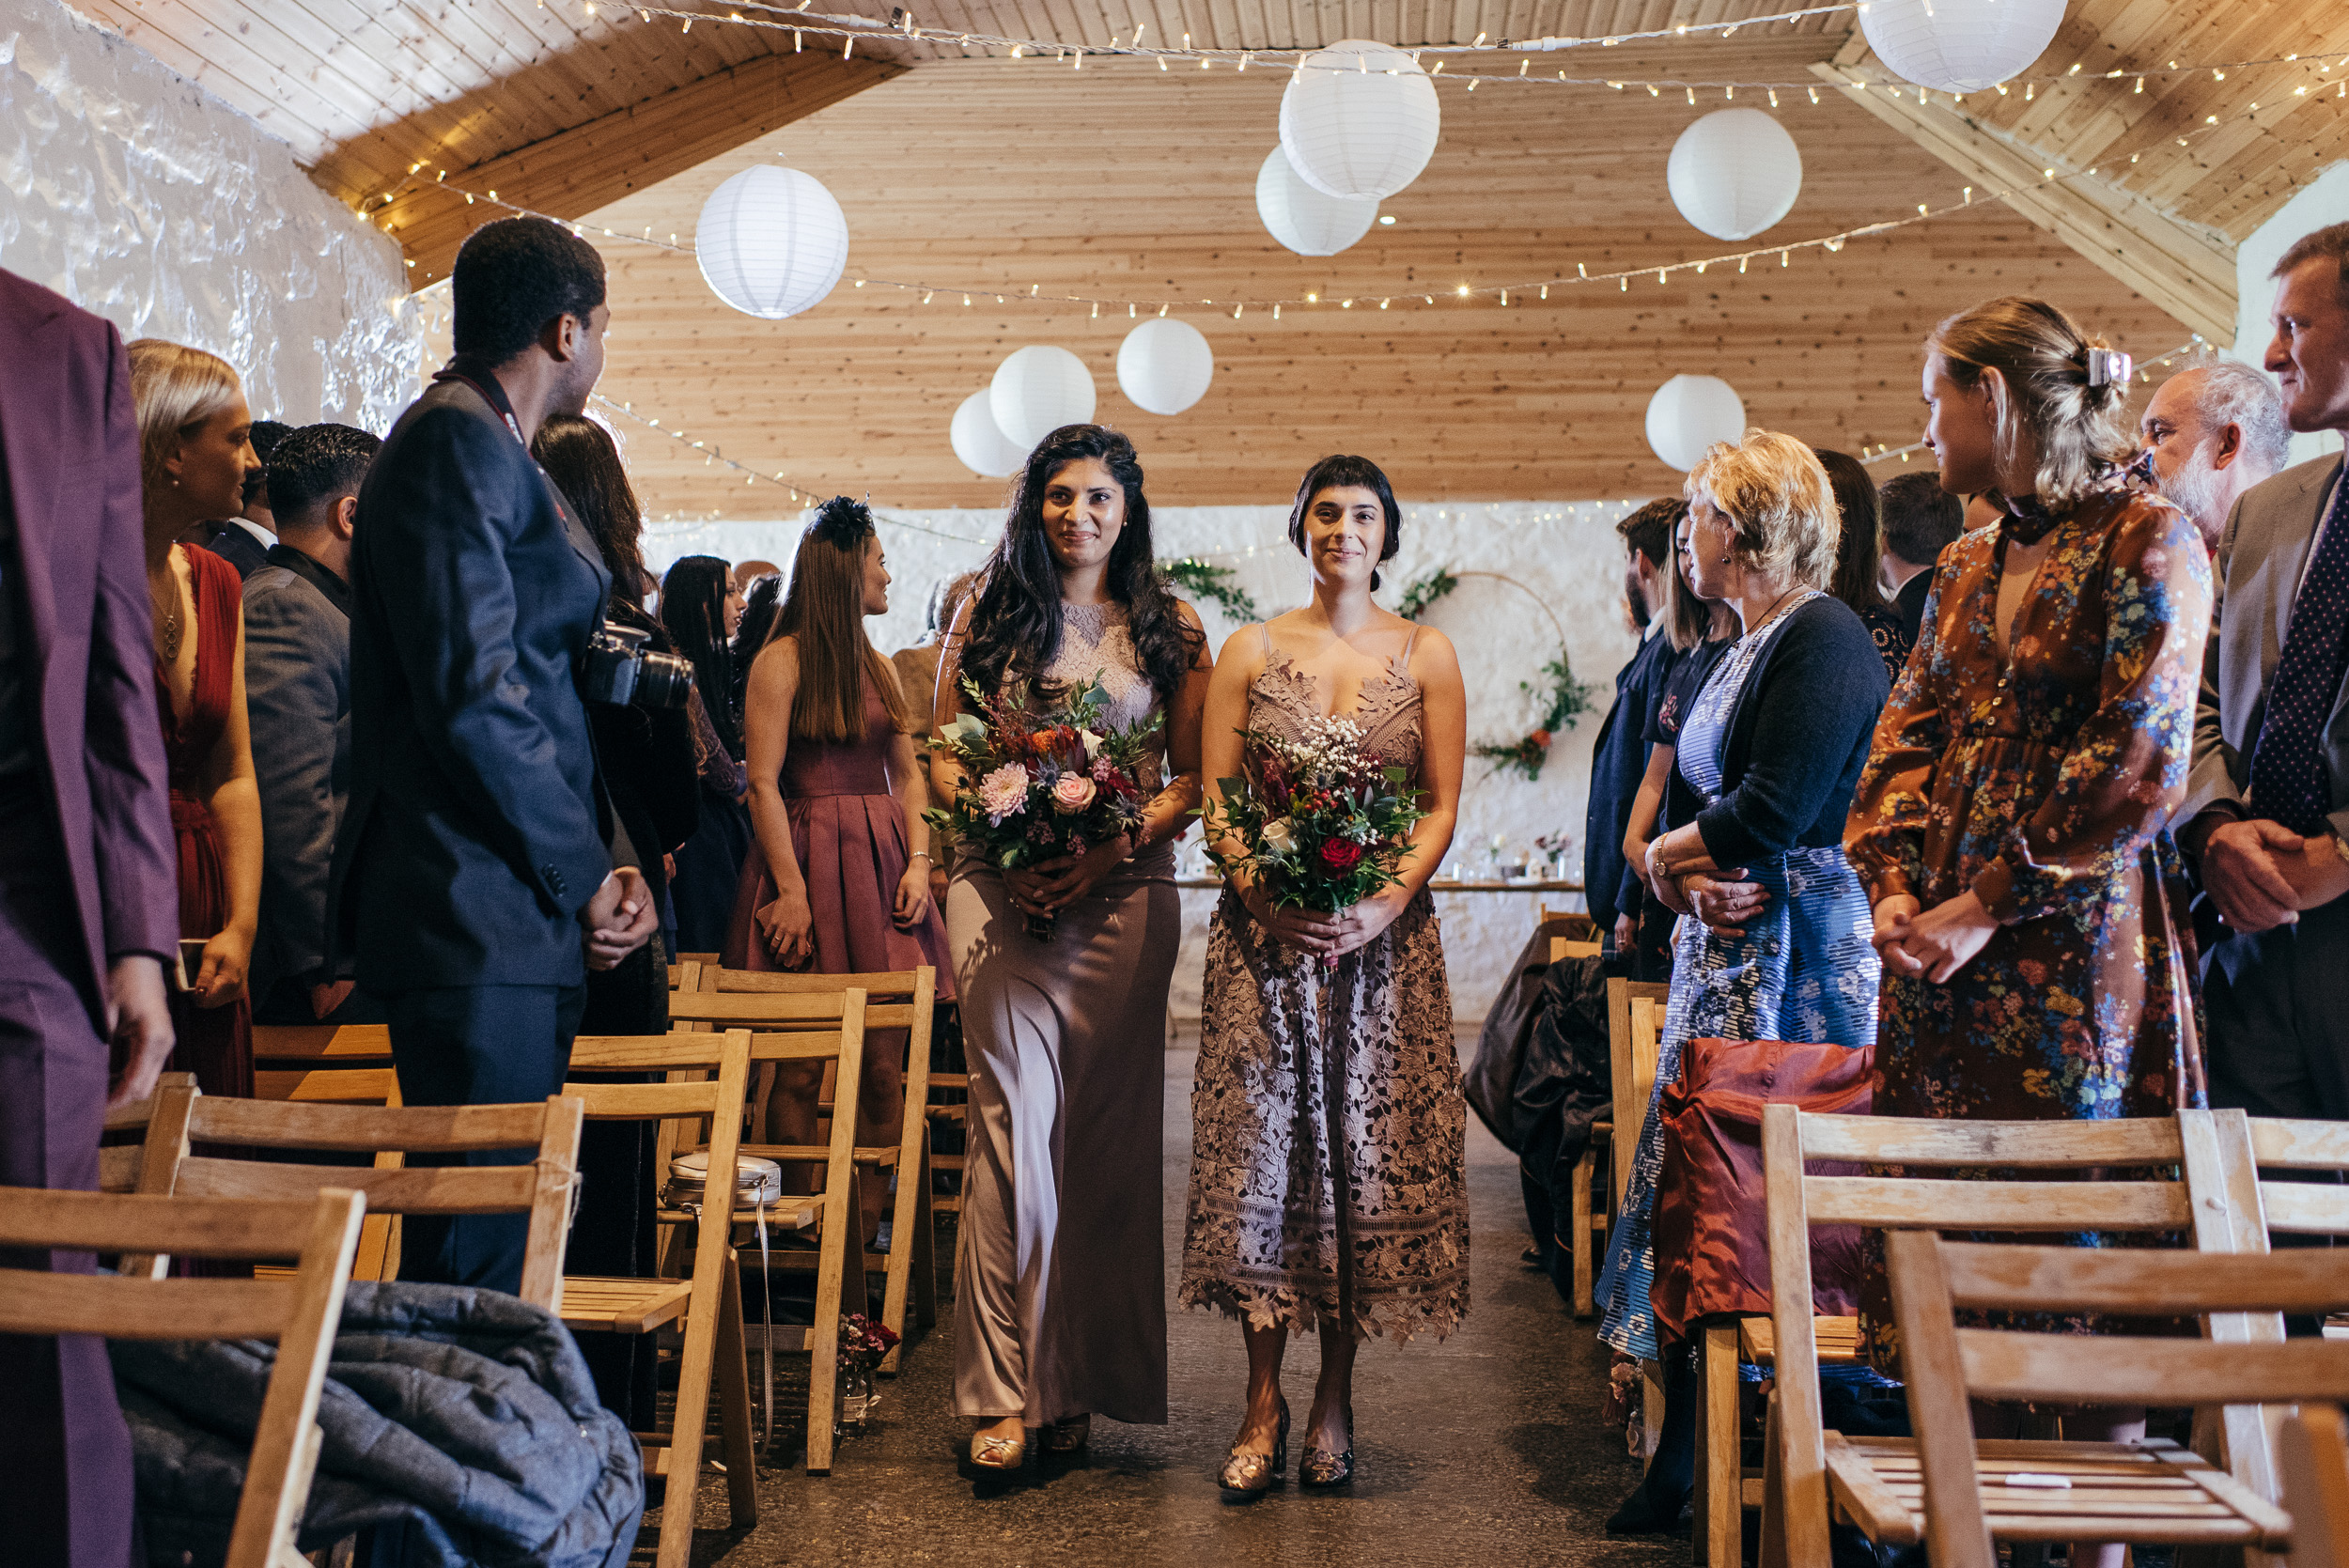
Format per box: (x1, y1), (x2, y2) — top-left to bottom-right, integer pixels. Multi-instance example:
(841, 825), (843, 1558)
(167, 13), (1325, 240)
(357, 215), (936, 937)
(1218, 1399), (1290, 1498)
(970, 1426), (1027, 1470)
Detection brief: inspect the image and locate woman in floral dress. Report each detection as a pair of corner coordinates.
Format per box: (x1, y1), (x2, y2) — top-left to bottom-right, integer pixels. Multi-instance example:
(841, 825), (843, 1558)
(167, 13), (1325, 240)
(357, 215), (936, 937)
(1843, 298), (2211, 1568)
(1183, 454), (1469, 1497)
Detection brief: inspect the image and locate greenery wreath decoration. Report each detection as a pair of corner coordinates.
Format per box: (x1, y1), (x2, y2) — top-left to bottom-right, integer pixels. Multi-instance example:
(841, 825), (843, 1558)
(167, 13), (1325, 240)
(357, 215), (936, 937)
(1395, 566), (1597, 782)
(1159, 556), (1262, 624)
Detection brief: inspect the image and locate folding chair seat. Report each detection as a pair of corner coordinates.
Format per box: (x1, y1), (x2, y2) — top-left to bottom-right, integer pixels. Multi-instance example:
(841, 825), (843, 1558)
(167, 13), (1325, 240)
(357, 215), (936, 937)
(0, 1183), (366, 1568)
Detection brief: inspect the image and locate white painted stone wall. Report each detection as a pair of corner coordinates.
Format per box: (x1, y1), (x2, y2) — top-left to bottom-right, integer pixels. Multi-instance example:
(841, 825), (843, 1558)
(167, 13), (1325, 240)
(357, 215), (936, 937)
(0, 0), (415, 430)
(647, 496), (1652, 1023)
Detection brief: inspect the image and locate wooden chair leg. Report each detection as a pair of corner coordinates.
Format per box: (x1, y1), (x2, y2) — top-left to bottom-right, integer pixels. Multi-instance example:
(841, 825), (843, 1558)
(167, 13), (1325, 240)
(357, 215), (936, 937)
(879, 1156), (918, 1369)
(1570, 1145), (1596, 1317)
(1759, 1390), (1789, 1568)
(805, 1169), (858, 1475)
(1701, 1325), (1742, 1568)
(715, 1261), (758, 1526)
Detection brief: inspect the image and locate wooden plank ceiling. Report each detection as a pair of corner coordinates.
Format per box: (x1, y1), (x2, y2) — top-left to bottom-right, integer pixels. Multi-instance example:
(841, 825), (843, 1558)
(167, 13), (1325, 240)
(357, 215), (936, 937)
(571, 45), (2190, 511)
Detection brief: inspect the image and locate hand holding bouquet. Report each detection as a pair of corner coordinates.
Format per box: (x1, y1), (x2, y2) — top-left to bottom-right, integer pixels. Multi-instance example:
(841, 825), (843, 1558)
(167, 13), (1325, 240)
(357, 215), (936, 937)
(926, 675), (1161, 939)
(1204, 714), (1429, 966)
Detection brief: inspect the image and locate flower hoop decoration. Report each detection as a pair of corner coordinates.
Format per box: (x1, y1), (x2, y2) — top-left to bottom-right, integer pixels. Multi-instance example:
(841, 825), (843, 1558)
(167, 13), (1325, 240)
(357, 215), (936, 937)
(1159, 556), (1262, 624)
(1393, 567), (1597, 781)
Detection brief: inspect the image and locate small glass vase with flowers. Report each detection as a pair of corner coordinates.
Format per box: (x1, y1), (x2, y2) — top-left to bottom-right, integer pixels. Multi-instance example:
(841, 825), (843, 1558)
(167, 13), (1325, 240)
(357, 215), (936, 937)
(1203, 713), (1430, 967)
(926, 674), (1162, 939)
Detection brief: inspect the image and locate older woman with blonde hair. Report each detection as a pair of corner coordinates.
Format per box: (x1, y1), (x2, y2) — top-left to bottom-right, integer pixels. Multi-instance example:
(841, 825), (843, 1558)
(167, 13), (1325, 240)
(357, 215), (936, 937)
(128, 338), (264, 1101)
(1843, 300), (2210, 1568)
(1596, 428), (1890, 1534)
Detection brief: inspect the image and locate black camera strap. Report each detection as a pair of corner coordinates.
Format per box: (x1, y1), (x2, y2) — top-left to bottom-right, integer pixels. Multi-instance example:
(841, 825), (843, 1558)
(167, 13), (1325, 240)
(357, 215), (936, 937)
(433, 356), (529, 449)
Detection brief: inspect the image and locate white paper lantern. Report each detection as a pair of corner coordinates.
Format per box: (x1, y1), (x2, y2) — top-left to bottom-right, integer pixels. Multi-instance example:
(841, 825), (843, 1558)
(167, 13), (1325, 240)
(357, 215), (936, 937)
(1667, 109), (1803, 241)
(1255, 146), (1379, 256)
(1860, 0), (2065, 93)
(950, 389), (1030, 478)
(988, 345), (1097, 451)
(1645, 375), (1748, 473)
(694, 164), (849, 319)
(1115, 318), (1215, 417)
(1278, 39), (1440, 202)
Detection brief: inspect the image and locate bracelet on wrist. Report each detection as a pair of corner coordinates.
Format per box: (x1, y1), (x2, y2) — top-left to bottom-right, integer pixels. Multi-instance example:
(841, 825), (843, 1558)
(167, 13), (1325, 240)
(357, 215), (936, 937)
(908, 851), (933, 864)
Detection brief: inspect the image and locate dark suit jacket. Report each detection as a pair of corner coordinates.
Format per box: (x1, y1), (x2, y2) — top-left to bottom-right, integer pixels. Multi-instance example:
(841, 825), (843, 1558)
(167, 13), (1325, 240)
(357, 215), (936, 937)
(198, 520), (272, 582)
(1893, 567), (1934, 647)
(243, 545), (352, 1001)
(1583, 626), (1678, 930)
(330, 376), (630, 990)
(0, 268), (178, 1021)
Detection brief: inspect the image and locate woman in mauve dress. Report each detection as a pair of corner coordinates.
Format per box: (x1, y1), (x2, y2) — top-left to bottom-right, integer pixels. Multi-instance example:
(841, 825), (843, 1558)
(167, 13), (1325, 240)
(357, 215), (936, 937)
(723, 498), (956, 1244)
(1182, 453), (1469, 1497)
(128, 339), (263, 1101)
(932, 424), (1209, 1471)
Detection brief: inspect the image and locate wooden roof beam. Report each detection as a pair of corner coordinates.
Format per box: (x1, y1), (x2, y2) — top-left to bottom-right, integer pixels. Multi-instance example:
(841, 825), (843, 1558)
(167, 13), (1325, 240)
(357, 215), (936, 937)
(368, 49), (906, 288)
(1808, 60), (2236, 343)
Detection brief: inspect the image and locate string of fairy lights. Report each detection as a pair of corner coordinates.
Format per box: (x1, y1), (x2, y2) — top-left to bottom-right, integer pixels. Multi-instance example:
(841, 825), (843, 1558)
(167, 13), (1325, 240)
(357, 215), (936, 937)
(386, 83), (2285, 317)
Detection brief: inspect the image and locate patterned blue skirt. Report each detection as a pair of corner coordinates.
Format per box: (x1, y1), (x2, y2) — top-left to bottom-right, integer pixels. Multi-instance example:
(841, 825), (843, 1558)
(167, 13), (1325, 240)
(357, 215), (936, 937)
(1595, 843), (1879, 1358)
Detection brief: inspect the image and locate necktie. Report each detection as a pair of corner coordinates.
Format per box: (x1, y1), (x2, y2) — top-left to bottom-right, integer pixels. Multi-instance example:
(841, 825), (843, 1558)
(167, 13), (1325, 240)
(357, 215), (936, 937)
(2249, 475), (2349, 836)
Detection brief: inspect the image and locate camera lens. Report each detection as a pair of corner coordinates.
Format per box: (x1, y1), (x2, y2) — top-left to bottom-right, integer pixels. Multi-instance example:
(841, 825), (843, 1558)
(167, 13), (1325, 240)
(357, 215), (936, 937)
(632, 648), (696, 709)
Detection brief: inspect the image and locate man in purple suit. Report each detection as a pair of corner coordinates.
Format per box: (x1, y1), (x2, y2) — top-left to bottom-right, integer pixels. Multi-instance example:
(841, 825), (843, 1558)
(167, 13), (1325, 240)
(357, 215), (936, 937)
(0, 266), (181, 1567)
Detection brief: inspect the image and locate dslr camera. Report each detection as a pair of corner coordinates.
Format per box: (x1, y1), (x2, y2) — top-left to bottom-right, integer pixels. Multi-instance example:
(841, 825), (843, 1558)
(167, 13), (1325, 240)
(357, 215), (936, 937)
(580, 623), (694, 709)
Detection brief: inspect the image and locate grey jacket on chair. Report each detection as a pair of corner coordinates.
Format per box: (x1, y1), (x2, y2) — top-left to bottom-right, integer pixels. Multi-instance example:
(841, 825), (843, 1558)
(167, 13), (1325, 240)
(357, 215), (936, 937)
(2183, 452), (2349, 836)
(243, 544), (353, 1002)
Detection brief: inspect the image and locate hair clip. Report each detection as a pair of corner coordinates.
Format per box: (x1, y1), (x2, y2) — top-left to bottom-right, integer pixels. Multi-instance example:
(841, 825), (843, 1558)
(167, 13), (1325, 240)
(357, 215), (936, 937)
(2085, 348), (2133, 387)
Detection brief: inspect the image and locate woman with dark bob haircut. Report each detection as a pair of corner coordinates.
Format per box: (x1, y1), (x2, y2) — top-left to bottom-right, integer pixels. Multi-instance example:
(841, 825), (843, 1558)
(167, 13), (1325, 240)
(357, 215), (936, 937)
(1182, 453), (1470, 1496)
(932, 424), (1210, 1468)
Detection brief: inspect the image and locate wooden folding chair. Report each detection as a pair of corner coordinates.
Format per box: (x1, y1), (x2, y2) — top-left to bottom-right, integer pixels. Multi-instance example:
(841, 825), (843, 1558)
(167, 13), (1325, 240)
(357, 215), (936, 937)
(1529, 938), (1600, 1317)
(1758, 1106), (2254, 1568)
(124, 1084), (583, 1311)
(98, 1069), (198, 1192)
(671, 968), (941, 1374)
(1886, 1232), (2349, 1568)
(0, 1184), (366, 1568)
(560, 1028), (760, 1563)
(1604, 977), (1670, 1448)
(2283, 1405), (2349, 1568)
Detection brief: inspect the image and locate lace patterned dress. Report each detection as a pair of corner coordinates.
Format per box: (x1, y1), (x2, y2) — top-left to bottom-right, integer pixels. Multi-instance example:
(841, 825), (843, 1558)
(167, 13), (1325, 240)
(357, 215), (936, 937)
(1180, 627), (1469, 1342)
(947, 601), (1183, 1425)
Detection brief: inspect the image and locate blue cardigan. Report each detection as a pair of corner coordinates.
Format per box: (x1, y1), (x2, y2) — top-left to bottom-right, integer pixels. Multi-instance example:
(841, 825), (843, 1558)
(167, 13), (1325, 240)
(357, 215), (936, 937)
(1664, 594), (1890, 868)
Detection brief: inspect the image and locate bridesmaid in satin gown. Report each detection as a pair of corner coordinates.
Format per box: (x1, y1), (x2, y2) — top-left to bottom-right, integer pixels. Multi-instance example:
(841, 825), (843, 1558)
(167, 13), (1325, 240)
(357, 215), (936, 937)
(723, 498), (956, 1243)
(128, 339), (263, 1100)
(933, 424), (1210, 1471)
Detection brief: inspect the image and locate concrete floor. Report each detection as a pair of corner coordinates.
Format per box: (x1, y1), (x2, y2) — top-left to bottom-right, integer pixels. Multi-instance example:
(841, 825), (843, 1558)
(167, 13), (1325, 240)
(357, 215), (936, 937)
(647, 1044), (1674, 1568)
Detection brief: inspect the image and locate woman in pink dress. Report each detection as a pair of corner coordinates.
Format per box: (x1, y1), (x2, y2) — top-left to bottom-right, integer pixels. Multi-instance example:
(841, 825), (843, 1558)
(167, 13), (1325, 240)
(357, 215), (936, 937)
(128, 339), (263, 1099)
(723, 498), (955, 1240)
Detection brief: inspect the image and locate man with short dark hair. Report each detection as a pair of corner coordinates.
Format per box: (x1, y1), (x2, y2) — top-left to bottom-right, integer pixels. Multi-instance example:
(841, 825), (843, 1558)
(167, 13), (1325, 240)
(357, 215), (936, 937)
(2181, 220), (2349, 1123)
(2141, 362), (2291, 553)
(246, 422), (381, 1026)
(1584, 499), (1685, 955)
(1875, 471), (1964, 645)
(330, 216), (657, 1294)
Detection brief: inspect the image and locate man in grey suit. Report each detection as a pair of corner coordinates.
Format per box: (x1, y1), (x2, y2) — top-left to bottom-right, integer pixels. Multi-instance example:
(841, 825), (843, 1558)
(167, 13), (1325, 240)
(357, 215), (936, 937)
(2179, 220), (2349, 1119)
(244, 423), (382, 1025)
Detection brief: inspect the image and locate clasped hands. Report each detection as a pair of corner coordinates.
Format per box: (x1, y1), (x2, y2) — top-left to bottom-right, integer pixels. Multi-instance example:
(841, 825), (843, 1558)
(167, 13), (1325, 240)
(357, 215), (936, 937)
(1239, 877), (1409, 959)
(1870, 891), (1999, 983)
(2197, 815), (2349, 934)
(1003, 831), (1137, 921)
(581, 865), (659, 971)
(1644, 831), (1767, 938)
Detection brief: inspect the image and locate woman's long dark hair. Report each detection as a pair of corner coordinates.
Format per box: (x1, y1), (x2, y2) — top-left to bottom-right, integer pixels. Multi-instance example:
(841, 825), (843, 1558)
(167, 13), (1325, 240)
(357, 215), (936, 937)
(728, 567), (785, 727)
(775, 497), (908, 743)
(1814, 448), (1891, 614)
(958, 424), (1201, 705)
(532, 414), (647, 603)
(660, 554), (738, 753)
(1288, 453), (1404, 592)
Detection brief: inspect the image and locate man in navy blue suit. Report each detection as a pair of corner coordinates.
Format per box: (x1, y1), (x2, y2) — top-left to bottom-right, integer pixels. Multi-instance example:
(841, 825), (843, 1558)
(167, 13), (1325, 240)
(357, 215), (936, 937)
(330, 217), (657, 1295)
(1583, 500), (1685, 955)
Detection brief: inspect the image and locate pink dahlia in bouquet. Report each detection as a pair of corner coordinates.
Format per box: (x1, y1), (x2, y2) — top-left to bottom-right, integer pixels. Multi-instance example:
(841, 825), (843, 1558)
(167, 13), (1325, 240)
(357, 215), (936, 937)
(1204, 713), (1429, 958)
(927, 674), (1161, 939)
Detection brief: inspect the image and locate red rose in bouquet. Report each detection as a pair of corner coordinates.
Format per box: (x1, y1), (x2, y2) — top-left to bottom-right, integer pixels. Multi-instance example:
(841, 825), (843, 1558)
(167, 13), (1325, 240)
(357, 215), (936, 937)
(1317, 838), (1366, 874)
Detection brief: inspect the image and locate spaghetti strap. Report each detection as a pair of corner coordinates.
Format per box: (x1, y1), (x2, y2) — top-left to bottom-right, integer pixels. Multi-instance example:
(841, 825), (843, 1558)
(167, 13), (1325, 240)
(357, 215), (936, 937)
(1397, 624), (1421, 669)
(1259, 623), (1274, 660)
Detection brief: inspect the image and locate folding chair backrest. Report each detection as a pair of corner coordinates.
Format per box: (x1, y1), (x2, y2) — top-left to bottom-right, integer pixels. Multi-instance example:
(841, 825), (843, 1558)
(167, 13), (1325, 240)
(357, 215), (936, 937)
(2246, 1118), (2349, 1238)
(2284, 1406), (2349, 1568)
(0, 1184), (366, 1568)
(99, 1070), (198, 1192)
(564, 1030), (758, 1281)
(1550, 936), (1602, 963)
(132, 1087), (585, 1311)
(1605, 977), (1670, 1201)
(1890, 1234), (2349, 1568)
(1761, 1106), (2243, 1568)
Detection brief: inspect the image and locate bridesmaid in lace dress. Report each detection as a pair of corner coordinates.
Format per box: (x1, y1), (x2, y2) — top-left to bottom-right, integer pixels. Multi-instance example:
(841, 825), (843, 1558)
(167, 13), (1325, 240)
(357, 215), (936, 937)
(128, 339), (264, 1100)
(1181, 454), (1468, 1497)
(932, 426), (1210, 1470)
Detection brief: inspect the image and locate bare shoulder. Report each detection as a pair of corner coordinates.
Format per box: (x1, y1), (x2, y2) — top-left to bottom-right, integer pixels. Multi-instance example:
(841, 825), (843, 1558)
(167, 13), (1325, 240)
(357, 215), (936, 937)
(1217, 621), (1270, 681)
(1404, 621), (1462, 681)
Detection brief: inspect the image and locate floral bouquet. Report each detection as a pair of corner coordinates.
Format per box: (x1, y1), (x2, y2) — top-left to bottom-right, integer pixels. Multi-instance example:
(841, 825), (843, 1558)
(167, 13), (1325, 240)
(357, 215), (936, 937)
(835, 1312), (900, 1432)
(927, 674), (1160, 939)
(1203, 713), (1429, 963)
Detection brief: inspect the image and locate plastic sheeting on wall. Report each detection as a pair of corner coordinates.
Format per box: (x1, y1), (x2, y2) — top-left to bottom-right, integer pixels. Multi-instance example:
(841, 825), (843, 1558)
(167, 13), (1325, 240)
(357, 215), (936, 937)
(0, 0), (418, 431)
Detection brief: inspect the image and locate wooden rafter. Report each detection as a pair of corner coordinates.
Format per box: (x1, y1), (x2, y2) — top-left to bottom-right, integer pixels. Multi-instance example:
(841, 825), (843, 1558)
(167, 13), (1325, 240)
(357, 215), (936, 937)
(1809, 60), (2237, 344)
(368, 50), (905, 287)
